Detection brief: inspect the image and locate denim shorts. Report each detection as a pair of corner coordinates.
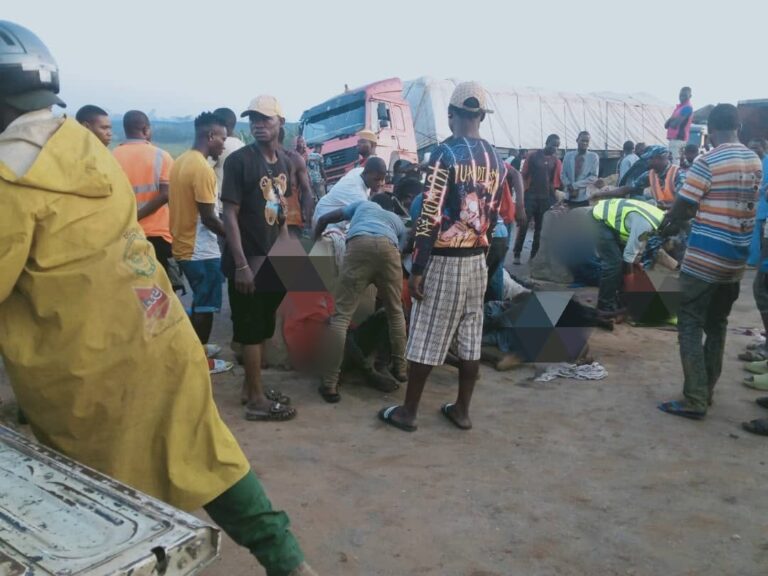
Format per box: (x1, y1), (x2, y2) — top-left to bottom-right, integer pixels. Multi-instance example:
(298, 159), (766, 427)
(178, 258), (223, 313)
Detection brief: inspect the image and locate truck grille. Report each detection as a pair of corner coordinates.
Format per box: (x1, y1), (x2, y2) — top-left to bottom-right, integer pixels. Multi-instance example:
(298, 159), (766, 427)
(324, 147), (359, 183)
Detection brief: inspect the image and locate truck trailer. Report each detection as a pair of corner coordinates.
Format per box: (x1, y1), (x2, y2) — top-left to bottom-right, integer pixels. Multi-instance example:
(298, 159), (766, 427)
(300, 76), (673, 181)
(404, 77), (672, 174)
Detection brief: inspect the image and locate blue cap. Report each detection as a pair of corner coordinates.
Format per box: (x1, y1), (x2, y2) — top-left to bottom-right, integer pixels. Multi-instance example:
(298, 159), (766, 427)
(640, 145), (669, 161)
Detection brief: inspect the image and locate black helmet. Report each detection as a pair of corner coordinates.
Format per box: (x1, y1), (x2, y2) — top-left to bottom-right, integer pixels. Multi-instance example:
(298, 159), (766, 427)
(0, 21), (65, 110)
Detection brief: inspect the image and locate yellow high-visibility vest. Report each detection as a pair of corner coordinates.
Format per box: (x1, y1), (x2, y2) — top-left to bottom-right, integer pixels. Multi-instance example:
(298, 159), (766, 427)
(592, 199), (664, 242)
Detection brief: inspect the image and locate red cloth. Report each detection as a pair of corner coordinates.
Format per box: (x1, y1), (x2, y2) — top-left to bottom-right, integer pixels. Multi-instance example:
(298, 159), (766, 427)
(623, 266), (655, 292)
(499, 179), (515, 224)
(280, 292), (334, 370)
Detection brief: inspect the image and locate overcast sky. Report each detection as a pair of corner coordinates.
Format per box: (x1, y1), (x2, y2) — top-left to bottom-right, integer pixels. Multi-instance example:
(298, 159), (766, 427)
(6, 0), (765, 121)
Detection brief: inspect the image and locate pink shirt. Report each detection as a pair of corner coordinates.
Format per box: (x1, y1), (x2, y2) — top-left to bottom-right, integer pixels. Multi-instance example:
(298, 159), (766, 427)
(667, 100), (694, 141)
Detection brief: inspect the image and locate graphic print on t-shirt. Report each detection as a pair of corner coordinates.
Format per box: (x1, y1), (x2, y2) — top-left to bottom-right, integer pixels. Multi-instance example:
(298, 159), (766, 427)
(260, 173), (288, 226)
(415, 139), (503, 249)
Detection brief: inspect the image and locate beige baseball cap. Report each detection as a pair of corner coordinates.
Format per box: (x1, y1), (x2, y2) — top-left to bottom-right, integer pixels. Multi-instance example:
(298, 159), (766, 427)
(241, 95), (284, 118)
(357, 129), (377, 143)
(449, 81), (493, 114)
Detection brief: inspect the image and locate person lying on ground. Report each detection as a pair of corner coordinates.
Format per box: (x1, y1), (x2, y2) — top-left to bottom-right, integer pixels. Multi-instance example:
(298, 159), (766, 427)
(482, 292), (609, 370)
(342, 308), (402, 393)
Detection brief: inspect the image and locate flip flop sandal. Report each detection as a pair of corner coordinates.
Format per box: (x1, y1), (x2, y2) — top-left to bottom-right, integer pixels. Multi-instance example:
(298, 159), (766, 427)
(241, 388), (291, 406)
(756, 397), (768, 409)
(244, 401), (297, 422)
(742, 418), (768, 436)
(318, 385), (341, 404)
(744, 360), (768, 375)
(441, 403), (472, 430)
(657, 400), (706, 420)
(266, 389), (291, 404)
(743, 374), (768, 391)
(378, 405), (416, 432)
(739, 349), (768, 361)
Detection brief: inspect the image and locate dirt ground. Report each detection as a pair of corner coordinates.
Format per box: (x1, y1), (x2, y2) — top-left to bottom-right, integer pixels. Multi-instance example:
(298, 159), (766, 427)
(2, 265), (768, 576)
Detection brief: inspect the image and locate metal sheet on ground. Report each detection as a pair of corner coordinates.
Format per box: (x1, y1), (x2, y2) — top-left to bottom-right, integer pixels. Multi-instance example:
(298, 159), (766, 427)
(0, 426), (220, 575)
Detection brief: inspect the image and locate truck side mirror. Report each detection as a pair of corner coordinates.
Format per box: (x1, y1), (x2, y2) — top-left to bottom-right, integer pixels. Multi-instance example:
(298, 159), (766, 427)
(377, 102), (390, 128)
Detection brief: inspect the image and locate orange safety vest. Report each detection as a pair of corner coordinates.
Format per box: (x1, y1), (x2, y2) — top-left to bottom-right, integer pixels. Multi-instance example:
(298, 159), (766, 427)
(113, 140), (173, 243)
(648, 164), (678, 206)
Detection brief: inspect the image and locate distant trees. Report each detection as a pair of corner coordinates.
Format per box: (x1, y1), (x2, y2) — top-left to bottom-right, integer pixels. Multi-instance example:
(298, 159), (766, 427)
(109, 116), (298, 157)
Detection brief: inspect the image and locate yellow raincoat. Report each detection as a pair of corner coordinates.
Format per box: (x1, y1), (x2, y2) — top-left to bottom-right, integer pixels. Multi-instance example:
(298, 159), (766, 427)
(0, 115), (249, 511)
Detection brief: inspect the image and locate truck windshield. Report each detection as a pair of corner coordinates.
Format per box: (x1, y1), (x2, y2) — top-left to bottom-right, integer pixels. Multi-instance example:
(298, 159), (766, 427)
(303, 101), (366, 144)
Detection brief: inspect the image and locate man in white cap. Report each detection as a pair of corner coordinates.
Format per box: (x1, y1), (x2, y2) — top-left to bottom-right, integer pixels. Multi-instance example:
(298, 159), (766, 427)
(378, 81), (508, 432)
(356, 129), (378, 167)
(0, 21), (317, 576)
(222, 95), (298, 422)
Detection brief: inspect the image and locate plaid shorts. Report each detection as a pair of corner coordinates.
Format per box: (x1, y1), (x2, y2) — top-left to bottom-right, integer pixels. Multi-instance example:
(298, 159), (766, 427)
(406, 254), (487, 366)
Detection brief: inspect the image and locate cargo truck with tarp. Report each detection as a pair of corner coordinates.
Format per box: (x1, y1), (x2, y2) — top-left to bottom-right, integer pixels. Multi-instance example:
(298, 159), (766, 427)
(301, 77), (673, 180)
(403, 76), (673, 175)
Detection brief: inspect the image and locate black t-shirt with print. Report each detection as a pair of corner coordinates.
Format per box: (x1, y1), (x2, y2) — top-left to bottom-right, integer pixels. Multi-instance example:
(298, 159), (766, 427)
(221, 144), (291, 277)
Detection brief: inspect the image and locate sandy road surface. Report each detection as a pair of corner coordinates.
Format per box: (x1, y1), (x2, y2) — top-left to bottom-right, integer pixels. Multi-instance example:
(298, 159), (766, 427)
(2, 275), (767, 575)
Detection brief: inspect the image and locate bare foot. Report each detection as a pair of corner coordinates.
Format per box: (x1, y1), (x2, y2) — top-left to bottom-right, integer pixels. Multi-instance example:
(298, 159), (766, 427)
(496, 353), (523, 371)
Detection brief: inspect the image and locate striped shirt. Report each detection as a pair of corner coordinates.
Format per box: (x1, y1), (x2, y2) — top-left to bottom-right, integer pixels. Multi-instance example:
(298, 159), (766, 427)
(678, 143), (763, 283)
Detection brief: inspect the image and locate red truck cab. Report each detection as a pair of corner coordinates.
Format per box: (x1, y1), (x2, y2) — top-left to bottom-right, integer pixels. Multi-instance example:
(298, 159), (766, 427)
(299, 77), (418, 184)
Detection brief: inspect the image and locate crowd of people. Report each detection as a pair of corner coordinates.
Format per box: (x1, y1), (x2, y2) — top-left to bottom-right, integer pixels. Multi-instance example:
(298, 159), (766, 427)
(2, 19), (768, 576)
